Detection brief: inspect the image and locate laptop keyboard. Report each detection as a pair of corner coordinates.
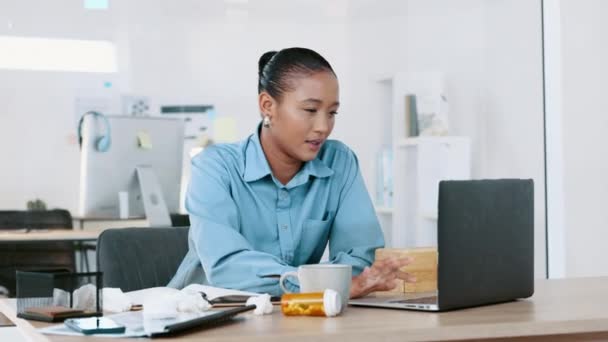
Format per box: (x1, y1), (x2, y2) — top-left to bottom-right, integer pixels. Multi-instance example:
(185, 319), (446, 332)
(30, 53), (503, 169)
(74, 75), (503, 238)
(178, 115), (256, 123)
(391, 296), (438, 304)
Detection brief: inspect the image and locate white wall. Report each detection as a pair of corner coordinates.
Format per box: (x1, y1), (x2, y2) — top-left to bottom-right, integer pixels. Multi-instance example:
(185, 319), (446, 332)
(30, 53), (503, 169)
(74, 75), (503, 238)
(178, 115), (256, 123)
(343, 0), (546, 277)
(0, 1), (124, 210)
(558, 0), (608, 277)
(1, 1), (546, 277)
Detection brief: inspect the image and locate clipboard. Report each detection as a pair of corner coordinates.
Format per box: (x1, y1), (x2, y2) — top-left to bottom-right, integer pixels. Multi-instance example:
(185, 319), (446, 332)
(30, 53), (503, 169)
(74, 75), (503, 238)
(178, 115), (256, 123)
(148, 305), (256, 337)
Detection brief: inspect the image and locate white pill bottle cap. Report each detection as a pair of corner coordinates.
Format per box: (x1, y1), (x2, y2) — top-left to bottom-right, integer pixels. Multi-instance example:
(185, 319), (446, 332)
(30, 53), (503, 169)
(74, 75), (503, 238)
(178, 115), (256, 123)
(323, 289), (342, 317)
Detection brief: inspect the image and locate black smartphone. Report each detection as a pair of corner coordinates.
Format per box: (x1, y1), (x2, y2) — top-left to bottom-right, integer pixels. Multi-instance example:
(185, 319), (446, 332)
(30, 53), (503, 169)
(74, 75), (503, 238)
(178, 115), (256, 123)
(64, 317), (126, 335)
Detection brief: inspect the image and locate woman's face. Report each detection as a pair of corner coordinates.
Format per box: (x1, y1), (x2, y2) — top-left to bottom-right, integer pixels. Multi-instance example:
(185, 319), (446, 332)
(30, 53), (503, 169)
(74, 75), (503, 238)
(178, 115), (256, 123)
(262, 70), (339, 162)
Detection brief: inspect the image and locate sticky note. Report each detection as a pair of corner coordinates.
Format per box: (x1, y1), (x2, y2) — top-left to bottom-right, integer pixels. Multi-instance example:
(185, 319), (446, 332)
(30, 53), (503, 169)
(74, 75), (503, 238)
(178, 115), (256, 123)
(214, 117), (237, 143)
(137, 131), (152, 149)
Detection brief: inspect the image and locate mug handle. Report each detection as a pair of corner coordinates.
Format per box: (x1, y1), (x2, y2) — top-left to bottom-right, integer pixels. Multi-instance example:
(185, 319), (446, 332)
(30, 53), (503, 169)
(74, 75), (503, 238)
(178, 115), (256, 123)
(279, 271), (299, 293)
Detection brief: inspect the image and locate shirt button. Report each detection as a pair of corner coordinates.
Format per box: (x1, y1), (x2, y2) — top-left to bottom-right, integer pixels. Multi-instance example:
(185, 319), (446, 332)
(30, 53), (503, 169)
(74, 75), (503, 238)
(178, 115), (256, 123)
(281, 224), (288, 230)
(280, 190), (288, 199)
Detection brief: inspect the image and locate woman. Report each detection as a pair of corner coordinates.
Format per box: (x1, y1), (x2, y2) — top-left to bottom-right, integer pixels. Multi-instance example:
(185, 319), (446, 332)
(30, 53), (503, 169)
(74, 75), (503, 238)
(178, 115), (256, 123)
(169, 47), (415, 298)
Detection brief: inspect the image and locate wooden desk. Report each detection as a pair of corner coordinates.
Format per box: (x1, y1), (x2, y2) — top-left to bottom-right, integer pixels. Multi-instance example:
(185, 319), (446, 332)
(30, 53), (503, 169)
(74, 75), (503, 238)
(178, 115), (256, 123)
(0, 228), (106, 243)
(2, 277), (608, 341)
(71, 216), (147, 230)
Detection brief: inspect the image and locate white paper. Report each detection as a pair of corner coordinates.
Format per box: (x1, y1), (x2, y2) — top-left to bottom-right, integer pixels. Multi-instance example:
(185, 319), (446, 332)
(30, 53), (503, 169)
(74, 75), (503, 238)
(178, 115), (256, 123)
(0, 327), (29, 342)
(38, 285), (264, 338)
(38, 309), (232, 338)
(125, 285), (260, 306)
(38, 311), (146, 338)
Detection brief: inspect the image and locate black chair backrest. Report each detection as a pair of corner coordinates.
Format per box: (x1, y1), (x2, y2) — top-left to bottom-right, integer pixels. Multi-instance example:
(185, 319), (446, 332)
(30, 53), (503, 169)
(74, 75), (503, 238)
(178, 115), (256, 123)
(169, 213), (190, 228)
(96, 227), (189, 292)
(0, 209), (73, 230)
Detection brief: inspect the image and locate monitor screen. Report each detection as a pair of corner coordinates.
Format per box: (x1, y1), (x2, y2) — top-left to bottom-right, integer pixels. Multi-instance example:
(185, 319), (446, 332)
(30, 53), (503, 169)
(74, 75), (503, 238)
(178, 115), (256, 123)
(78, 115), (184, 219)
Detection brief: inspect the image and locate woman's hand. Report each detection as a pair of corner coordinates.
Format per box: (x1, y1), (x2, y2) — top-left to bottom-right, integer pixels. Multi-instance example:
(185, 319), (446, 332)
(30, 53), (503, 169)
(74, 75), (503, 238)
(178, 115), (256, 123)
(350, 257), (416, 299)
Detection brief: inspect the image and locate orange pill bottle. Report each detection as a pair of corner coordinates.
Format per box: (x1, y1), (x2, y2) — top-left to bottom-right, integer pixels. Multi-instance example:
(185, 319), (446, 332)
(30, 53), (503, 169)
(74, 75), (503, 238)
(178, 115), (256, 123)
(280, 289), (342, 317)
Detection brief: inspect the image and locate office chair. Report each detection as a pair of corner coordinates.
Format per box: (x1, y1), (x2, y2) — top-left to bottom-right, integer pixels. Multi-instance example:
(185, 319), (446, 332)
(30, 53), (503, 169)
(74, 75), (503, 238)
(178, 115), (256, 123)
(97, 227), (189, 291)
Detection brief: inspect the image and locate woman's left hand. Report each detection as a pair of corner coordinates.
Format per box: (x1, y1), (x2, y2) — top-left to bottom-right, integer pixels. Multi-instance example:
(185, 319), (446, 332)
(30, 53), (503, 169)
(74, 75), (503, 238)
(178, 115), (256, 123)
(349, 257), (417, 299)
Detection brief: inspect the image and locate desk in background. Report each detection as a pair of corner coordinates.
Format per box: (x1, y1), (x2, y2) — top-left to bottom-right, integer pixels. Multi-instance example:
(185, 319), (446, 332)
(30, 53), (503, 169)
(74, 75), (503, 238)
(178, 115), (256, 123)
(0, 227), (111, 274)
(0, 228), (104, 243)
(71, 216), (148, 230)
(1, 277), (608, 341)
(72, 214), (189, 230)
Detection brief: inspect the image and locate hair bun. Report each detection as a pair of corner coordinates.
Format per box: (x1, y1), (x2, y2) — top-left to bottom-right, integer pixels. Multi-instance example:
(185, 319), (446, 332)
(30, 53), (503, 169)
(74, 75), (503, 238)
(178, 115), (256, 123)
(258, 51), (278, 75)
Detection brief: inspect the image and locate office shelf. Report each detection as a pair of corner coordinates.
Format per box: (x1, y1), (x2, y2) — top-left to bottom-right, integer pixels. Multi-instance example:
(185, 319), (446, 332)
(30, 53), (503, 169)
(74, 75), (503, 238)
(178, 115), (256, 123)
(375, 72), (471, 249)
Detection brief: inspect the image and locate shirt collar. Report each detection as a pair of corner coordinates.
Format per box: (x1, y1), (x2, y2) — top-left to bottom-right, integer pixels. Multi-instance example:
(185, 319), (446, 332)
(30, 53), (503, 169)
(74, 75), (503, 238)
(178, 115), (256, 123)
(243, 125), (334, 184)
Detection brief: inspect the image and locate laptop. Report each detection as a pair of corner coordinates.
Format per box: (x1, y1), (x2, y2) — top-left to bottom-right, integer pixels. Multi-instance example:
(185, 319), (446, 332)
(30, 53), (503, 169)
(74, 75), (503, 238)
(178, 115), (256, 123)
(349, 179), (534, 312)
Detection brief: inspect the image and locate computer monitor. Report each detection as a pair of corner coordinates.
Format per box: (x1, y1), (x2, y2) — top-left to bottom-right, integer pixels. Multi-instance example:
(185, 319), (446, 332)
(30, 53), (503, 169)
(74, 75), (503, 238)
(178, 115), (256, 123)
(78, 115), (185, 226)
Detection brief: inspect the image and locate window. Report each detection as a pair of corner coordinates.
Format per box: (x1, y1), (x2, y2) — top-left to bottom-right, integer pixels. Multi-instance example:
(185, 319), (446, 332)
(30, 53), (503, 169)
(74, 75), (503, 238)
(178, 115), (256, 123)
(0, 36), (117, 73)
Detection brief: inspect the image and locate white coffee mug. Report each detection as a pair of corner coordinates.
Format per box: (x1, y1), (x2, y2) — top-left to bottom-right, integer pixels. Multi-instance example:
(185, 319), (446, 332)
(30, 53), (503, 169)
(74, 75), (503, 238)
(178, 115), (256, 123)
(280, 264), (352, 310)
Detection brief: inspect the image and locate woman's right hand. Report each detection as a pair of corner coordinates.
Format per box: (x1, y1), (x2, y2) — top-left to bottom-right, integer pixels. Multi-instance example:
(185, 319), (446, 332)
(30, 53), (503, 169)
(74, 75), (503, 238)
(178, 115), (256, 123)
(350, 257), (416, 299)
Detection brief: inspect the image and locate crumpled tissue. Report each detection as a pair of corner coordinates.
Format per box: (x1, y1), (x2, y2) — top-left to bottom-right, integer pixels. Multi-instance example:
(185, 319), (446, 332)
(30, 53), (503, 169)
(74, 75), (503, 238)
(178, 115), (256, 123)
(73, 284), (97, 310)
(245, 294), (273, 315)
(103, 288), (133, 313)
(142, 287), (211, 320)
(52, 284), (98, 311)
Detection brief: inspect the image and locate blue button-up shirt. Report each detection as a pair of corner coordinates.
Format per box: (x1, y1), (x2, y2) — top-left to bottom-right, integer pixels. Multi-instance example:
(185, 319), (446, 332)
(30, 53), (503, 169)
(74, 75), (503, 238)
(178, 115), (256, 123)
(168, 126), (384, 296)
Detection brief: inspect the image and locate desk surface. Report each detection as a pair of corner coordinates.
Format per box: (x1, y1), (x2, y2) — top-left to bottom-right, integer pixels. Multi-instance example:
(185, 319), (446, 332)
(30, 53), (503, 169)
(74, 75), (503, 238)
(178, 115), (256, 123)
(72, 216), (145, 222)
(2, 277), (608, 341)
(0, 228), (107, 242)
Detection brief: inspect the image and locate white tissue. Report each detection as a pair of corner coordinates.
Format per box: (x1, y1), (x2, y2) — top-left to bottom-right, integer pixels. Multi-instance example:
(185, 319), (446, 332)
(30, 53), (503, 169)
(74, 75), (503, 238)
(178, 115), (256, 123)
(72, 284), (97, 311)
(52, 285), (96, 311)
(143, 288), (211, 320)
(125, 287), (179, 306)
(143, 294), (179, 320)
(103, 288), (133, 313)
(177, 292), (212, 313)
(245, 294), (273, 315)
(52, 288), (70, 307)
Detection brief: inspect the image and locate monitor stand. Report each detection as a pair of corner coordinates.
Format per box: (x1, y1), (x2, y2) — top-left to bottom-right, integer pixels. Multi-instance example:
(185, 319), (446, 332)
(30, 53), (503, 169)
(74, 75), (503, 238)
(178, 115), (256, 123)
(136, 166), (172, 227)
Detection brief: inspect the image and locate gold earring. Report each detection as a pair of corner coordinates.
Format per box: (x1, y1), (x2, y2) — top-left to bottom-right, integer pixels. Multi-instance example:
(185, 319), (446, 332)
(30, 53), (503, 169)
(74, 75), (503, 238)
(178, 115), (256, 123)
(263, 116), (271, 128)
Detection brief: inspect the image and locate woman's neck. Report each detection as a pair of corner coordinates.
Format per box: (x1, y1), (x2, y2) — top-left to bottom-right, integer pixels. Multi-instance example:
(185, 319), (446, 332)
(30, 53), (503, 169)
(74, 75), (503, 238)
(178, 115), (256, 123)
(260, 128), (302, 185)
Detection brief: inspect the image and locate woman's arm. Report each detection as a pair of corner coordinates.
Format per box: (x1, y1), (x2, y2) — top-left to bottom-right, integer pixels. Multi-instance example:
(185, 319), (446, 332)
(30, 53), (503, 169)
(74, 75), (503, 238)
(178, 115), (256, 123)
(326, 150), (384, 273)
(326, 149), (416, 298)
(187, 147), (297, 296)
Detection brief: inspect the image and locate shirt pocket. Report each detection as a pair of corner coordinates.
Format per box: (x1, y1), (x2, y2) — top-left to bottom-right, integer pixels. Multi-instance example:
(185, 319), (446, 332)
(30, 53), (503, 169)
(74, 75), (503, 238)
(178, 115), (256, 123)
(303, 210), (334, 231)
(300, 211), (334, 254)
(303, 218), (332, 233)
